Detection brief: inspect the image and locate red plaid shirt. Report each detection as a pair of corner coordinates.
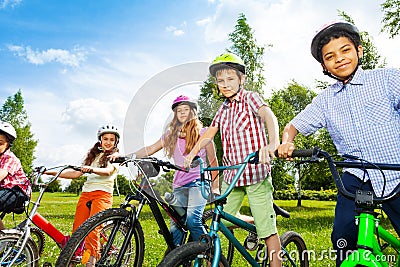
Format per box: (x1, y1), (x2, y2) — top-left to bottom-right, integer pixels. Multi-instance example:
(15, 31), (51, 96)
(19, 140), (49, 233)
(211, 89), (270, 186)
(0, 149), (31, 197)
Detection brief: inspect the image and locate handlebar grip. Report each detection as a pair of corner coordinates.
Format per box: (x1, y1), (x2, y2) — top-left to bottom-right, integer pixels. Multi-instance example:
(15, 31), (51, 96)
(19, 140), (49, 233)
(71, 166), (82, 172)
(112, 157), (130, 163)
(274, 148), (316, 158)
(291, 149), (315, 158)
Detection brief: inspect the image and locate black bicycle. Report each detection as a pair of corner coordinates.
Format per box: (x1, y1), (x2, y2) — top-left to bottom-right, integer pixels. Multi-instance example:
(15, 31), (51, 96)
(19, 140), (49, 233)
(55, 157), (227, 267)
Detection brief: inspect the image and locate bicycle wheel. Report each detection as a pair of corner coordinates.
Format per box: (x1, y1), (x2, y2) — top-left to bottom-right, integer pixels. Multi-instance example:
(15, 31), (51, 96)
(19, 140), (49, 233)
(0, 233), (39, 267)
(55, 208), (145, 267)
(280, 231), (309, 267)
(202, 209), (234, 265)
(30, 227), (46, 256)
(158, 241), (229, 267)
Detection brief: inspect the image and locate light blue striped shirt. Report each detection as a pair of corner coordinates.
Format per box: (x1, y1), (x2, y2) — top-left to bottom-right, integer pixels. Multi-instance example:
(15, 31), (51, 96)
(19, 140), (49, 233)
(292, 68), (400, 196)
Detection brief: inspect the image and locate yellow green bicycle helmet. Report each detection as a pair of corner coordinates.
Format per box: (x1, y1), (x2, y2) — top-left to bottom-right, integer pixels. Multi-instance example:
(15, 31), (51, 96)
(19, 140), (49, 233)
(209, 52), (246, 77)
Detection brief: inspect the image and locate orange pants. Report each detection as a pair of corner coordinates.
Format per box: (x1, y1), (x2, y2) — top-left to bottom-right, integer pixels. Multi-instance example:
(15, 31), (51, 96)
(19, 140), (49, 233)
(72, 190), (112, 258)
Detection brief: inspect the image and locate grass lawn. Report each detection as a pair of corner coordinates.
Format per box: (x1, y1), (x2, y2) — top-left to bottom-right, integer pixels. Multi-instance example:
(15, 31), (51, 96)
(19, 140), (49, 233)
(2, 192), (397, 266)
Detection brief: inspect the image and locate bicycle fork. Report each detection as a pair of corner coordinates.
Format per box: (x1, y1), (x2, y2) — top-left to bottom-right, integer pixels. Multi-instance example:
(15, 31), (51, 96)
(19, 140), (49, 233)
(341, 213), (387, 267)
(98, 201), (143, 266)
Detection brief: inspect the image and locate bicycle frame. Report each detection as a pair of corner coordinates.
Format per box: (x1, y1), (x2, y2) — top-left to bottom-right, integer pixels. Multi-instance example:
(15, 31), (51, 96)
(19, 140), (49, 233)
(110, 159), (193, 254)
(130, 176), (190, 251)
(196, 152), (299, 267)
(1, 165), (74, 266)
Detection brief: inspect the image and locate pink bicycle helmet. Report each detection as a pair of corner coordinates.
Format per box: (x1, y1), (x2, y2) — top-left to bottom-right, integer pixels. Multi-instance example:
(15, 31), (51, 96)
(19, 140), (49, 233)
(171, 95), (197, 111)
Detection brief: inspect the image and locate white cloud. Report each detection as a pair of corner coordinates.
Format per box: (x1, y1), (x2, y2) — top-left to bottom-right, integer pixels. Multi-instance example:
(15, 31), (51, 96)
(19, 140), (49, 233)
(165, 22), (186, 36)
(0, 0), (21, 9)
(166, 26), (185, 36)
(61, 98), (126, 133)
(196, 17), (211, 26)
(7, 45), (88, 66)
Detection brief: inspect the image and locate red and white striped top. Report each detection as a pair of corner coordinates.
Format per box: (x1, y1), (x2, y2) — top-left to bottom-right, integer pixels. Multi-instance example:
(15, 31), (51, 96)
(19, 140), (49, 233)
(211, 89), (270, 186)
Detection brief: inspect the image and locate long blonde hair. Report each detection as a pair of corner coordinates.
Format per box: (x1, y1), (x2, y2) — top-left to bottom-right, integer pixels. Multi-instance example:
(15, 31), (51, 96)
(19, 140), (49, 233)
(164, 108), (203, 158)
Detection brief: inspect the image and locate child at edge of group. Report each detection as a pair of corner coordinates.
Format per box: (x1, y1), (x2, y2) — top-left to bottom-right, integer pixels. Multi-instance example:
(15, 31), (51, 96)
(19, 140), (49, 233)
(277, 20), (400, 267)
(124, 95), (220, 247)
(0, 121), (31, 230)
(45, 124), (120, 267)
(184, 52), (282, 267)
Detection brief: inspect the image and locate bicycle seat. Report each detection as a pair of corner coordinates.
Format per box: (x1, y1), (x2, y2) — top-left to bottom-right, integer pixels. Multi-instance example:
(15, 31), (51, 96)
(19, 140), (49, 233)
(273, 203), (290, 218)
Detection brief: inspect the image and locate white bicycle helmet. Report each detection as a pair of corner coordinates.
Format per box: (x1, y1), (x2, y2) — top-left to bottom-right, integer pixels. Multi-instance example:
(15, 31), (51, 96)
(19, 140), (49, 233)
(0, 121), (17, 144)
(97, 124), (120, 142)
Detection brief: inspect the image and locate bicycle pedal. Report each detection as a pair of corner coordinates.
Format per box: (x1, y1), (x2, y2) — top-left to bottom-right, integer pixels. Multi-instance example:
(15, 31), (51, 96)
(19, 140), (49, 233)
(244, 232), (259, 251)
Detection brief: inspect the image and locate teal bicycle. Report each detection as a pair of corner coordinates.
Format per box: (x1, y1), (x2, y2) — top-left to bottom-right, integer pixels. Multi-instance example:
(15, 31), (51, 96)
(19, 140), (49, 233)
(289, 147), (400, 267)
(159, 151), (309, 267)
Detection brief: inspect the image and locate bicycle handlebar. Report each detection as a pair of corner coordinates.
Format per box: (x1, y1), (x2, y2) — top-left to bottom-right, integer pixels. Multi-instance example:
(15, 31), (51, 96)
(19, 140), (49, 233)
(285, 147), (400, 203)
(33, 165), (82, 186)
(112, 156), (188, 173)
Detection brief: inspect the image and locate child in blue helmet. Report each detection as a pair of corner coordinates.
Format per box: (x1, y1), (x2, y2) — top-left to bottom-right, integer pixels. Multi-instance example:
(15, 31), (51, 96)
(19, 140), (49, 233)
(278, 21), (400, 266)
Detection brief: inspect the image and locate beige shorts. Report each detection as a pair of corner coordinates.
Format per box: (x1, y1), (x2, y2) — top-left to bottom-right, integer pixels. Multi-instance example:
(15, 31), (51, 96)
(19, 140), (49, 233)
(221, 176), (277, 239)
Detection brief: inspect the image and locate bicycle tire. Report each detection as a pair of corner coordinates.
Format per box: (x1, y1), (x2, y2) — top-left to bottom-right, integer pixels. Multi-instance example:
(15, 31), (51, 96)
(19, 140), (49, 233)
(29, 226), (46, 256)
(280, 231), (309, 267)
(157, 241), (229, 267)
(0, 233), (39, 267)
(55, 208), (144, 267)
(202, 209), (235, 265)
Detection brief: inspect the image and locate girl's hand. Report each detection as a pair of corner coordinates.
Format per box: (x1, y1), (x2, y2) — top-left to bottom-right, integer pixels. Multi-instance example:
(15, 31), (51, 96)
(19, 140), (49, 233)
(184, 153), (196, 169)
(107, 152), (121, 162)
(80, 166), (93, 174)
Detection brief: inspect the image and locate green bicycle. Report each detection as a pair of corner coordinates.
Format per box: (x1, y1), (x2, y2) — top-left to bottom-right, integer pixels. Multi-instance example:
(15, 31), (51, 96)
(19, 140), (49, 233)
(158, 151), (309, 267)
(292, 147), (400, 267)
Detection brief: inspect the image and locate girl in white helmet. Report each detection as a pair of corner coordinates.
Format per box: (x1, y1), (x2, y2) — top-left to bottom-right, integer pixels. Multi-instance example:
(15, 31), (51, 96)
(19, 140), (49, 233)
(0, 121), (31, 230)
(46, 124), (120, 266)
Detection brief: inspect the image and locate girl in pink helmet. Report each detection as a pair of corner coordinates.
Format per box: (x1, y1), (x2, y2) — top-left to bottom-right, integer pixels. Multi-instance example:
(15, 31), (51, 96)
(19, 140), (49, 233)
(129, 95), (219, 246)
(46, 124), (120, 266)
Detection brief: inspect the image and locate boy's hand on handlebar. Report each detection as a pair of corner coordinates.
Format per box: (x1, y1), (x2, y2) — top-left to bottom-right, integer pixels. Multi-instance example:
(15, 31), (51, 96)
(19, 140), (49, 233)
(258, 146), (271, 164)
(277, 142), (295, 160)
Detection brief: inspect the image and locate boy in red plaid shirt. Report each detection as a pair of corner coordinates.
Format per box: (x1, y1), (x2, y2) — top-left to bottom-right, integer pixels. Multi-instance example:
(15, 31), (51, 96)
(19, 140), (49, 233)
(185, 53), (281, 267)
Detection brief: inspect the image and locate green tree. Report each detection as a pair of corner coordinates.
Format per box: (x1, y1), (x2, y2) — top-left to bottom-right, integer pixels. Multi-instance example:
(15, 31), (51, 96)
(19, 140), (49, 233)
(338, 10), (386, 69)
(65, 176), (87, 195)
(228, 13), (270, 94)
(152, 171), (174, 195)
(381, 0), (400, 38)
(46, 179), (62, 193)
(198, 13), (268, 164)
(268, 82), (337, 191)
(114, 174), (131, 196)
(0, 90), (38, 175)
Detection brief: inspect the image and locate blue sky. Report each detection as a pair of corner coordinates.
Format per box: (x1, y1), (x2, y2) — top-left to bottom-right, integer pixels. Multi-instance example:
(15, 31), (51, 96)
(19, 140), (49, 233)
(0, 0), (399, 181)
